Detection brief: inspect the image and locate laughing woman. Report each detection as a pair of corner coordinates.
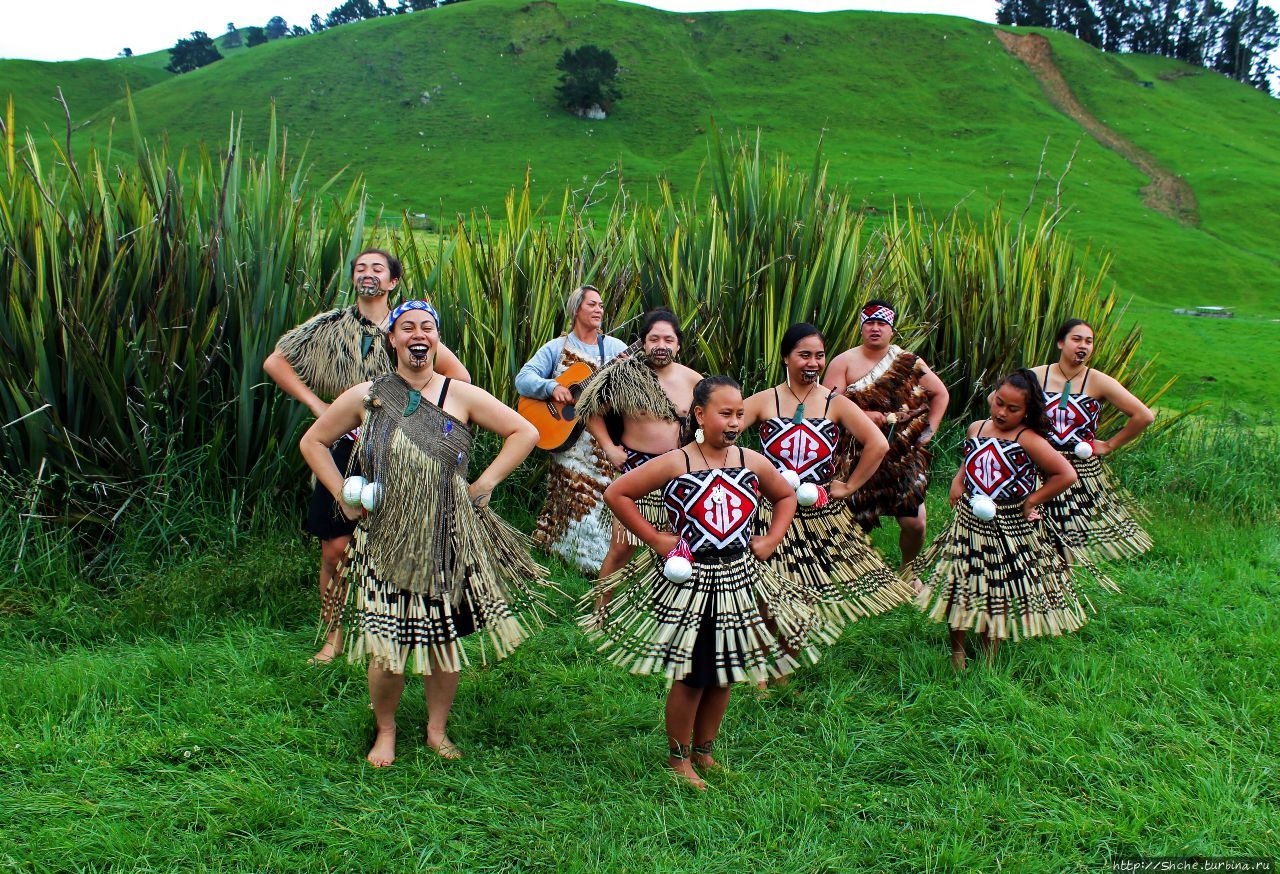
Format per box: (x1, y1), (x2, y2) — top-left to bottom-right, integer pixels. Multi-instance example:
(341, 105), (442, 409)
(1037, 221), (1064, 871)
(301, 300), (548, 767)
(580, 376), (825, 790)
(742, 324), (913, 633)
(1034, 319), (1155, 564)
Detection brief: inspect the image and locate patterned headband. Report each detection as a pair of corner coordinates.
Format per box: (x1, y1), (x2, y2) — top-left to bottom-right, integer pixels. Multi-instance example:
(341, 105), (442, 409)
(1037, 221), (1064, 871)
(389, 299), (440, 331)
(859, 304), (895, 327)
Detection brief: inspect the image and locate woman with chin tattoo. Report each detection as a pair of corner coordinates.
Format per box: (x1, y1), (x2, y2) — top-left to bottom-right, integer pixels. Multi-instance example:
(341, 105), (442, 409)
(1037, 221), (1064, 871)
(264, 248), (470, 665)
(301, 300), (549, 767)
(1033, 318), (1155, 564)
(580, 376), (827, 790)
(741, 324), (913, 672)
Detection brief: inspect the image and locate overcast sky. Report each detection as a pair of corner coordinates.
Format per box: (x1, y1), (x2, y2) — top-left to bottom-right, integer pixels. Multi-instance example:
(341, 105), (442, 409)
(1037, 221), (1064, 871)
(1, 0), (997, 62)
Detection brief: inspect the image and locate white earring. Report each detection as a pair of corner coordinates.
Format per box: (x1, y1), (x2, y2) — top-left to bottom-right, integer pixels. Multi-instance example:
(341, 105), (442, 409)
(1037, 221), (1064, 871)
(695, 427), (705, 444)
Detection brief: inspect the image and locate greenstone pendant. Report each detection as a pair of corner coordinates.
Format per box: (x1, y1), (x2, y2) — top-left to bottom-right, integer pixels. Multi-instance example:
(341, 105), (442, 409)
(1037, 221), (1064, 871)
(361, 334), (374, 359)
(792, 403), (805, 425)
(1059, 380), (1071, 409)
(404, 390), (422, 416)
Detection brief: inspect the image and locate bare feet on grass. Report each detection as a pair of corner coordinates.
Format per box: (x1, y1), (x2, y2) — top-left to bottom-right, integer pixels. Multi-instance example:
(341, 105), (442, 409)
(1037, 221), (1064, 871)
(691, 747), (721, 772)
(669, 757), (707, 790)
(309, 641), (341, 665)
(426, 730), (462, 760)
(367, 727), (396, 767)
(950, 647), (968, 672)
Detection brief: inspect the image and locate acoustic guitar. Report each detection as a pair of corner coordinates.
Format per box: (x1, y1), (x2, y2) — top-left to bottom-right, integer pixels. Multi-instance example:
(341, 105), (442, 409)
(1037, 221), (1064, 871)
(518, 339), (641, 452)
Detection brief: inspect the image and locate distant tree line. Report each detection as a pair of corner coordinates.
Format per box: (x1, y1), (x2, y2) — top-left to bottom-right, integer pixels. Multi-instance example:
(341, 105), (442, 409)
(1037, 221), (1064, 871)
(166, 1), (469, 74)
(997, 0), (1280, 93)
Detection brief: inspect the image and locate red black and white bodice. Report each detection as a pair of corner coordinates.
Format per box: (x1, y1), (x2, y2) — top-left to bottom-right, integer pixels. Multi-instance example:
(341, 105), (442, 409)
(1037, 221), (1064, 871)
(758, 389), (840, 485)
(1041, 367), (1101, 451)
(963, 428), (1037, 502)
(665, 454), (761, 556)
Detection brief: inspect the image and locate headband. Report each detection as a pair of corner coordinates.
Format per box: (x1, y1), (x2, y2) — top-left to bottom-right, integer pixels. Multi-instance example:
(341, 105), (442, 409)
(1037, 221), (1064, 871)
(389, 299), (440, 330)
(859, 304), (896, 327)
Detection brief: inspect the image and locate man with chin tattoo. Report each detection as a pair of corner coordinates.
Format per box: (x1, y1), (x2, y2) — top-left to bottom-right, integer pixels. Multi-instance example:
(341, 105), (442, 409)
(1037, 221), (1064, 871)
(823, 300), (949, 572)
(578, 310), (702, 580)
(264, 248), (470, 664)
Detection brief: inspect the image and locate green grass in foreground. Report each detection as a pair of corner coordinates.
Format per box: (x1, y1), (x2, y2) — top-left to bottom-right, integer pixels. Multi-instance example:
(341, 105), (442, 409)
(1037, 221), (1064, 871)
(0, 430), (1276, 870)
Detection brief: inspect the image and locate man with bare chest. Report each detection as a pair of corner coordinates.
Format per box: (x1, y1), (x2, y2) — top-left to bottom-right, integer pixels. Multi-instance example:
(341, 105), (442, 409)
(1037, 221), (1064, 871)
(580, 310), (702, 579)
(824, 300), (949, 569)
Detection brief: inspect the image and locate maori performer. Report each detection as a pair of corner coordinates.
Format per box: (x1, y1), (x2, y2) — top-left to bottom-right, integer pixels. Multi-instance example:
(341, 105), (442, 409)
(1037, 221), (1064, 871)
(1035, 318), (1154, 562)
(824, 300), (949, 570)
(743, 324), (913, 635)
(301, 300), (548, 767)
(914, 369), (1085, 671)
(577, 309), (702, 579)
(581, 376), (826, 790)
(264, 248), (469, 664)
(515, 285), (627, 573)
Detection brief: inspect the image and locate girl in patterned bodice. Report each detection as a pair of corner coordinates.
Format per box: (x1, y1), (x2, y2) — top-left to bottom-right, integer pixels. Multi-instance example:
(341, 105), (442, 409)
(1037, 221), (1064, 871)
(580, 376), (828, 791)
(914, 369), (1085, 671)
(743, 324), (912, 660)
(1035, 318), (1155, 563)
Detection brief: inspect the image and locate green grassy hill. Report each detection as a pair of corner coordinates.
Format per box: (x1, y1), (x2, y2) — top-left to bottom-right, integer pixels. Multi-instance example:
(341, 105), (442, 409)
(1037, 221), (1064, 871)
(4, 0), (1277, 413)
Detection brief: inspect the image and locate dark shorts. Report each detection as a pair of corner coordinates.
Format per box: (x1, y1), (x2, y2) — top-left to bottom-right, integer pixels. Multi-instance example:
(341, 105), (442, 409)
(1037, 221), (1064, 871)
(304, 437), (359, 541)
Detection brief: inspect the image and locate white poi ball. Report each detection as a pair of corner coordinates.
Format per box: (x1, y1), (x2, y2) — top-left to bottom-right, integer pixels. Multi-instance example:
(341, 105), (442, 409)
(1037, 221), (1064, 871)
(341, 475), (367, 508)
(1074, 441), (1094, 459)
(970, 494), (997, 521)
(796, 482), (820, 507)
(360, 481), (384, 512)
(781, 469), (802, 491)
(663, 555), (694, 583)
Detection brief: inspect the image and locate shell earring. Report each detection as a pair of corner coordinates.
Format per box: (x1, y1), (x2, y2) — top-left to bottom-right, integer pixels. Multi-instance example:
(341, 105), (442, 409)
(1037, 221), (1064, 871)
(695, 427), (705, 444)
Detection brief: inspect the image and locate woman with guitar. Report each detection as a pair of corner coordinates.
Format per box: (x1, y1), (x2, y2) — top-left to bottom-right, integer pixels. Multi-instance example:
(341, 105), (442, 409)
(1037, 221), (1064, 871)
(515, 285), (628, 573)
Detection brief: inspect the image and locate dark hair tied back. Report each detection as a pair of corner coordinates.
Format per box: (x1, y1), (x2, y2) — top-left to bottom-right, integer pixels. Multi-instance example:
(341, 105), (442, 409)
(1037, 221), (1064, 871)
(681, 376), (741, 444)
(640, 309), (683, 345)
(780, 323), (824, 359)
(350, 247), (403, 282)
(996, 368), (1050, 437)
(1055, 318), (1093, 344)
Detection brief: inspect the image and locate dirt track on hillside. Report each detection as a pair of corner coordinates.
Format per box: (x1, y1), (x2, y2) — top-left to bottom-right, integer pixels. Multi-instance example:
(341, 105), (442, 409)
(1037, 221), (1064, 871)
(996, 30), (1198, 226)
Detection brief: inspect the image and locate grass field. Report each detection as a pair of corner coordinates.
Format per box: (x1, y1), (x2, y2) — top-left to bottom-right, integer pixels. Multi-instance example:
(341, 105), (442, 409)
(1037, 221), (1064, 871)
(1, 427), (1276, 871)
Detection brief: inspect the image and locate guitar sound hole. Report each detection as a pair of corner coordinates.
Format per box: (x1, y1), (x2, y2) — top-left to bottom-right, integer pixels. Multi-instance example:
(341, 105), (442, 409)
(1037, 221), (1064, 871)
(562, 404), (576, 420)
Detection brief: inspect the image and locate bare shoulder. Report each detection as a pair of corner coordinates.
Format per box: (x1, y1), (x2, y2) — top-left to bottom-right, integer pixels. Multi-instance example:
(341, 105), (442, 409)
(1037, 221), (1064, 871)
(965, 419), (984, 438)
(676, 363), (702, 385)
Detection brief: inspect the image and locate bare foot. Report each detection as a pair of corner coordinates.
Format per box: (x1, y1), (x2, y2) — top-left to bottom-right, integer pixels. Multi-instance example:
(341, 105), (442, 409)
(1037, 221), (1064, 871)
(911, 576), (924, 595)
(950, 647), (968, 672)
(692, 748), (721, 772)
(308, 641), (341, 665)
(366, 727), (396, 767)
(426, 731), (462, 760)
(669, 758), (707, 790)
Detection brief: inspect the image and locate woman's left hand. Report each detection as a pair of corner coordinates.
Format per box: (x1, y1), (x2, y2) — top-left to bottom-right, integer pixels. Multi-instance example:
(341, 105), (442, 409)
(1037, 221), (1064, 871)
(750, 536), (778, 562)
(468, 481), (493, 508)
(828, 480), (854, 501)
(1022, 500), (1043, 522)
(1092, 438), (1114, 457)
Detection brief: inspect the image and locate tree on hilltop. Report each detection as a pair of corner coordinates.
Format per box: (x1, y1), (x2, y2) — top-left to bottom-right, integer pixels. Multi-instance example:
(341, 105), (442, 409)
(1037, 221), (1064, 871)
(291, 25), (309, 36)
(555, 45), (622, 117)
(166, 31), (223, 74)
(310, 14), (327, 32)
(118, 47), (133, 58)
(224, 23), (243, 48)
(246, 26), (268, 47)
(266, 16), (290, 39)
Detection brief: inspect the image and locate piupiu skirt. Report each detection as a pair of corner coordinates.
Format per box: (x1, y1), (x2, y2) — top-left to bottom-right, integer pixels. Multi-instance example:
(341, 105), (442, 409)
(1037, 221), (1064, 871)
(913, 498), (1090, 641)
(1043, 453), (1152, 563)
(579, 549), (830, 687)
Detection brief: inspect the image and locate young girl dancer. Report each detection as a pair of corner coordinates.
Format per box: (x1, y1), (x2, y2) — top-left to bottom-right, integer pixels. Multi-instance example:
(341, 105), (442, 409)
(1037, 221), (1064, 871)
(580, 377), (825, 789)
(1035, 318), (1155, 562)
(915, 369), (1086, 670)
(742, 324), (913, 632)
